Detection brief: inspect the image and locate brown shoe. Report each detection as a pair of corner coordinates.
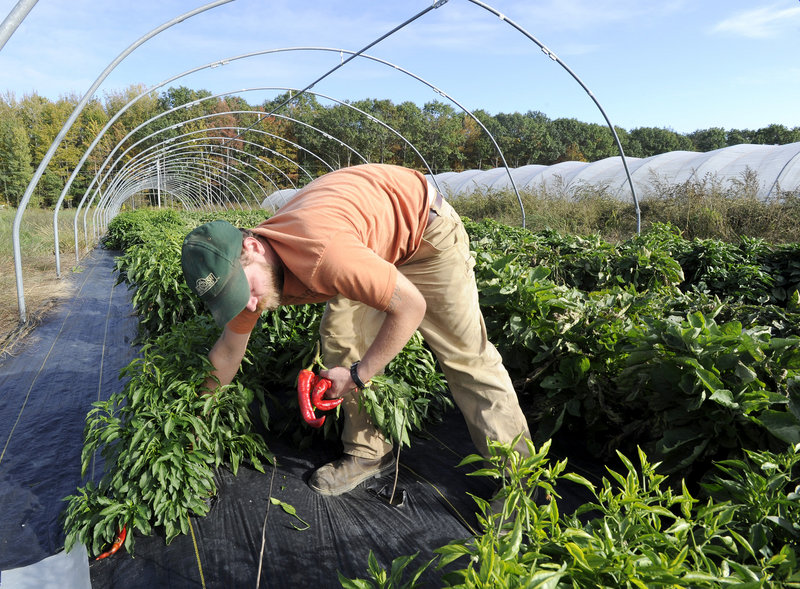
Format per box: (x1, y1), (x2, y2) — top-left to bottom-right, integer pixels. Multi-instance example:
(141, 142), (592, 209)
(309, 452), (395, 496)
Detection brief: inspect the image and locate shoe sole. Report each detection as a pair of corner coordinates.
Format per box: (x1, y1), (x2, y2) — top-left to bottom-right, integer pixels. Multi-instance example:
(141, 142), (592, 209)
(310, 460), (396, 497)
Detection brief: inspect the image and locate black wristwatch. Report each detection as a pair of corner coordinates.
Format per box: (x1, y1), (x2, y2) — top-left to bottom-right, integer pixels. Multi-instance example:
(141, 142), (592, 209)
(350, 361), (368, 390)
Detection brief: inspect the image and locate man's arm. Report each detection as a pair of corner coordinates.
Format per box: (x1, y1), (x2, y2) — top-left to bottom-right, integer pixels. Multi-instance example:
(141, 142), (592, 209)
(202, 325), (251, 394)
(321, 272), (426, 396)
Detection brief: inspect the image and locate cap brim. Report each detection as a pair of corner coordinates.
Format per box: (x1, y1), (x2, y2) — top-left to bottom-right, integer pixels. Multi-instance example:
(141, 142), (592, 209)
(205, 262), (250, 327)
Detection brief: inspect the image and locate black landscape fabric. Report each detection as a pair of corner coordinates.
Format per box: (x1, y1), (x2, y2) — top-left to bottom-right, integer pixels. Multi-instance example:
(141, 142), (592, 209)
(0, 248), (139, 569)
(89, 413), (499, 588)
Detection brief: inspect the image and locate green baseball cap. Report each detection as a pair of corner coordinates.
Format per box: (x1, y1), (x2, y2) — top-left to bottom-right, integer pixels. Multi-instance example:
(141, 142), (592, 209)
(181, 220), (250, 327)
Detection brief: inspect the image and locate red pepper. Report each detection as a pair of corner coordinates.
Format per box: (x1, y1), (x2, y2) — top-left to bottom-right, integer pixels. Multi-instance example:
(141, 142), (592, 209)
(311, 378), (343, 411)
(96, 525), (127, 560)
(297, 369), (325, 428)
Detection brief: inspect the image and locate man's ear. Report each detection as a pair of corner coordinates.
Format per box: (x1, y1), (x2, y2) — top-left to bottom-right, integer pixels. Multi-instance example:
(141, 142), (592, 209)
(241, 235), (263, 259)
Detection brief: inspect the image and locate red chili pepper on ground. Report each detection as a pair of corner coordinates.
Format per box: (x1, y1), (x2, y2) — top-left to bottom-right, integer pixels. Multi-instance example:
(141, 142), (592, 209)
(311, 378), (343, 411)
(96, 525), (127, 560)
(297, 369), (325, 428)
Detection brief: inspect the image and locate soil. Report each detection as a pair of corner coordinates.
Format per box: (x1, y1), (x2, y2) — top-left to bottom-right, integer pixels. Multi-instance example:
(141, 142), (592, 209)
(0, 255), (77, 358)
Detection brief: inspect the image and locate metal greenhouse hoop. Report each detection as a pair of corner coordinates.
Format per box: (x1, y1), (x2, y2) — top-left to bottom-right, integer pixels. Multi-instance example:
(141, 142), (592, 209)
(11, 0), (234, 323)
(464, 0), (641, 233)
(12, 0), (642, 325)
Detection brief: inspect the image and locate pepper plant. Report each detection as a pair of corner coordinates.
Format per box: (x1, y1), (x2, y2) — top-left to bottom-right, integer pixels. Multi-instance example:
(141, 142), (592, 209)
(618, 310), (800, 476)
(114, 228), (198, 340)
(467, 216), (800, 482)
(358, 332), (451, 448)
(63, 316), (273, 556)
(341, 441), (800, 587)
(103, 208), (189, 251)
(700, 442), (800, 562)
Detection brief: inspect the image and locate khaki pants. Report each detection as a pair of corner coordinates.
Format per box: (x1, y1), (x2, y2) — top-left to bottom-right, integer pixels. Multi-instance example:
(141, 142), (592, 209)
(319, 198), (531, 460)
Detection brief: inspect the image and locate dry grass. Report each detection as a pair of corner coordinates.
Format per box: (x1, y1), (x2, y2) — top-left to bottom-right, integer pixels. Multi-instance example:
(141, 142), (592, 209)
(450, 175), (800, 244)
(0, 207), (86, 357)
(451, 184), (638, 241)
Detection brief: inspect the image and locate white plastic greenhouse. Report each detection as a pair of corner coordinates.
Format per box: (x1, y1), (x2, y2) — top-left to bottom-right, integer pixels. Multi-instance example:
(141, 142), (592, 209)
(261, 142), (800, 210)
(444, 143), (800, 199)
(433, 142), (800, 201)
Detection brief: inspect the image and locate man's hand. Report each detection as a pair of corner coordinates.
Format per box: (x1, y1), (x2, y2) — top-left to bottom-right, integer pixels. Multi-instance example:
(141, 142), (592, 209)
(318, 365), (354, 398)
(319, 272), (426, 399)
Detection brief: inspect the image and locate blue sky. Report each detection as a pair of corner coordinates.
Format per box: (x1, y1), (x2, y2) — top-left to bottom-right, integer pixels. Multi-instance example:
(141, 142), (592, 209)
(1, 0), (799, 135)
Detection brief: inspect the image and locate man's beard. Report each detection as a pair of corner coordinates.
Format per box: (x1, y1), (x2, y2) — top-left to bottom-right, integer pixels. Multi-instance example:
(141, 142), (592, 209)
(254, 259), (283, 313)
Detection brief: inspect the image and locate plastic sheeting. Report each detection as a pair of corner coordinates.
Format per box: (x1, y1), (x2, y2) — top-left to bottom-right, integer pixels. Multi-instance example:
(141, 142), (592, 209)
(0, 247), (139, 571)
(427, 142), (800, 201)
(1, 542), (91, 589)
(88, 414), (487, 587)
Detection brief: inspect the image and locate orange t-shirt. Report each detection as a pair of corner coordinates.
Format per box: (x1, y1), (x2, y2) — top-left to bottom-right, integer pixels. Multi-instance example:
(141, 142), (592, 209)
(227, 164), (430, 334)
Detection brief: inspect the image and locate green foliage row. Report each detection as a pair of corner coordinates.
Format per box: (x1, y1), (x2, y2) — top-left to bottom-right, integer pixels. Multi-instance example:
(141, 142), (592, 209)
(63, 316), (272, 555)
(467, 219), (800, 307)
(113, 230), (197, 340)
(467, 219), (800, 480)
(341, 440), (800, 588)
(65, 207), (800, 584)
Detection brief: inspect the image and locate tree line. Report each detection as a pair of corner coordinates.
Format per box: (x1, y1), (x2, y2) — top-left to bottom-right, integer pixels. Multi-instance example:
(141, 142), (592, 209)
(2, 84), (799, 208)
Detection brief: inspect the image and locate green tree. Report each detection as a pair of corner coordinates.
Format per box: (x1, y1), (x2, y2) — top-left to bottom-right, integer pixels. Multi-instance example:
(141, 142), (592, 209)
(752, 123), (800, 145)
(394, 101), (425, 169)
(688, 127), (728, 152)
(462, 109), (499, 169)
(50, 93), (90, 209)
(627, 126), (694, 158)
(98, 85), (162, 184)
(420, 100), (463, 173)
(311, 102), (365, 169)
(550, 117), (590, 162)
(726, 128), (751, 146)
(494, 111), (554, 166)
(17, 93), (50, 165)
(613, 125), (631, 158)
(150, 85), (211, 146)
(351, 98), (398, 164)
(15, 93), (76, 206)
(579, 122), (616, 161)
(0, 97), (33, 206)
(524, 111), (559, 164)
(495, 111), (533, 166)
(265, 91), (324, 177)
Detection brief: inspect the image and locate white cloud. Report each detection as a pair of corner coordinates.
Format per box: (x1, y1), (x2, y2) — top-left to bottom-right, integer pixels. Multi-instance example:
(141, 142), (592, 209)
(712, 4), (800, 39)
